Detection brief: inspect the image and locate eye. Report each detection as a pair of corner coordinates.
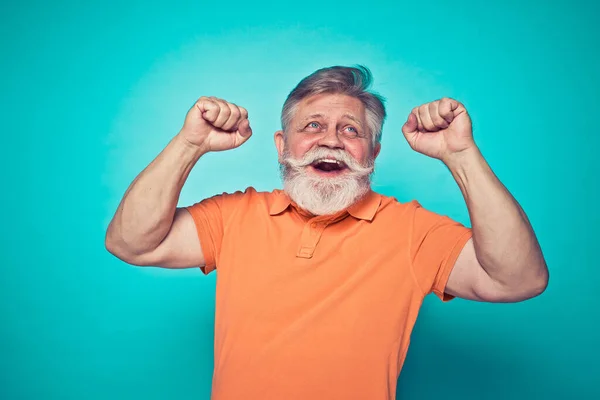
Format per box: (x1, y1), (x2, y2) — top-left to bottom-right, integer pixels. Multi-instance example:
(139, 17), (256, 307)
(305, 122), (321, 130)
(343, 126), (360, 136)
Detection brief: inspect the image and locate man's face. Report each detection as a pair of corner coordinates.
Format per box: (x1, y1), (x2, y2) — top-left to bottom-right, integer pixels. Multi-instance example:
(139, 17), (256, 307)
(276, 93), (379, 172)
(275, 93), (381, 215)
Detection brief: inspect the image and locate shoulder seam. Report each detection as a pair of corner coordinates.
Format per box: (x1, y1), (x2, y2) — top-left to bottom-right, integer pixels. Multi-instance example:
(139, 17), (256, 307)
(406, 201), (427, 298)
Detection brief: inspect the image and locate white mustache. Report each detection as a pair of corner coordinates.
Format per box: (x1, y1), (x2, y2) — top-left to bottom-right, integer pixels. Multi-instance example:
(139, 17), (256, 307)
(282, 147), (374, 176)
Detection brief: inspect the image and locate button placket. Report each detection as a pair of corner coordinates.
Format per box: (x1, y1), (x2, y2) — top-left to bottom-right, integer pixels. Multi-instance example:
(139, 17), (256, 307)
(296, 219), (327, 259)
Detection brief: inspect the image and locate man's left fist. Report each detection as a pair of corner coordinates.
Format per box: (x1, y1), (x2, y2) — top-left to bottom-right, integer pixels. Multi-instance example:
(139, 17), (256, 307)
(401, 97), (475, 162)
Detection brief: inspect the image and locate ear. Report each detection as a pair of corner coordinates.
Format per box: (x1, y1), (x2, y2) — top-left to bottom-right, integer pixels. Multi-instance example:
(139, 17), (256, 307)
(274, 130), (285, 160)
(373, 142), (381, 159)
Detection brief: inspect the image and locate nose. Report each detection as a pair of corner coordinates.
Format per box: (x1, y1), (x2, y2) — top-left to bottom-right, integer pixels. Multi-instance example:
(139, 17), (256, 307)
(317, 126), (344, 149)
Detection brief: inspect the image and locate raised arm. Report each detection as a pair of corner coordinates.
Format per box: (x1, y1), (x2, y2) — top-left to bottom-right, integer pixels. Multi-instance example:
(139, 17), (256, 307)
(402, 98), (548, 302)
(105, 96), (252, 268)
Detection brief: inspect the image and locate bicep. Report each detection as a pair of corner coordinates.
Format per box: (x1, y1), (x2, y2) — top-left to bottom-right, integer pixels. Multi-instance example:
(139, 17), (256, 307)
(134, 208), (206, 269)
(445, 238), (515, 302)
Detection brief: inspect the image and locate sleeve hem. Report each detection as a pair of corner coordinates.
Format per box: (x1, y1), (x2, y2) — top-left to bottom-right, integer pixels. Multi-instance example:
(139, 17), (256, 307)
(185, 206), (217, 274)
(434, 229), (473, 302)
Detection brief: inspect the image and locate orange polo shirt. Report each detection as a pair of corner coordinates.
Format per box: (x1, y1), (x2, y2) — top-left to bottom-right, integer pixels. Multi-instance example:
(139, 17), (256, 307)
(186, 187), (472, 400)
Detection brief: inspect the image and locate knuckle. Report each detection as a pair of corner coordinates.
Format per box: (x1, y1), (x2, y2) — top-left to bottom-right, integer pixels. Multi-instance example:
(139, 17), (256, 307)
(219, 103), (231, 115)
(198, 97), (211, 108)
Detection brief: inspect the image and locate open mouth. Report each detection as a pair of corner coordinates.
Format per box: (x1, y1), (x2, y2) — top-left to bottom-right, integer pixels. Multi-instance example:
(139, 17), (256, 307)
(310, 158), (348, 174)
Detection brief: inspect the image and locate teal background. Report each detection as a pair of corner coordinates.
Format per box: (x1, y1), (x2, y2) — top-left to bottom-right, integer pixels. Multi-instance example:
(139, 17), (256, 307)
(2, 0), (598, 398)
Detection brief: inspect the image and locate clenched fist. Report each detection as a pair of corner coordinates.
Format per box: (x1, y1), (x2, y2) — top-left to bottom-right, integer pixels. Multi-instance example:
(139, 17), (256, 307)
(179, 96), (252, 153)
(401, 97), (475, 162)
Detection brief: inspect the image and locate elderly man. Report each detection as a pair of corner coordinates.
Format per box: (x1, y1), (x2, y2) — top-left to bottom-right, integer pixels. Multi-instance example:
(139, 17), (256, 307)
(106, 66), (548, 399)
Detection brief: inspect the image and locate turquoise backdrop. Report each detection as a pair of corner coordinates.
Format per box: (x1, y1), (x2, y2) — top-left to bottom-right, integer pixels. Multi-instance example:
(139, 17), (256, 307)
(2, 0), (598, 398)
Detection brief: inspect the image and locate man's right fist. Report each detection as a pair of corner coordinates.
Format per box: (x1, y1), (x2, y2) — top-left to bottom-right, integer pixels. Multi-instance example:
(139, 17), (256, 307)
(179, 96), (252, 153)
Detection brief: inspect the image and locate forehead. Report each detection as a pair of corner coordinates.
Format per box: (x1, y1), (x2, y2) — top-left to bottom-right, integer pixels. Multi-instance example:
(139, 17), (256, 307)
(294, 93), (365, 121)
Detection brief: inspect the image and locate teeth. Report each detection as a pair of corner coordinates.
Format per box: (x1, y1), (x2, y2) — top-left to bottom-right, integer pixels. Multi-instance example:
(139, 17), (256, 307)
(317, 159), (340, 164)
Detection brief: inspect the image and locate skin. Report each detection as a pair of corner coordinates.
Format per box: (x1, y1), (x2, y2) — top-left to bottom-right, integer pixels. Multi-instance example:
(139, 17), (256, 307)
(105, 93), (549, 302)
(104, 96), (251, 268)
(274, 93), (380, 173)
(402, 98), (549, 302)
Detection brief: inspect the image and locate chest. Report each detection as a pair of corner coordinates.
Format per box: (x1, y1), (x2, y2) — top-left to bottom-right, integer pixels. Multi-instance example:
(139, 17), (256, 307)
(216, 212), (416, 324)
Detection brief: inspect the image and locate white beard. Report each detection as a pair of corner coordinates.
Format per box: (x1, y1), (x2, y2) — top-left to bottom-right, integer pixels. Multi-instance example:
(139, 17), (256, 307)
(279, 147), (375, 216)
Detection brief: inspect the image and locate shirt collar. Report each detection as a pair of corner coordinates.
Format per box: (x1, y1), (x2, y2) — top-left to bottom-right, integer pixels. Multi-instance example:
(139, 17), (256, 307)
(269, 190), (293, 215)
(347, 190), (382, 221)
(269, 189), (381, 221)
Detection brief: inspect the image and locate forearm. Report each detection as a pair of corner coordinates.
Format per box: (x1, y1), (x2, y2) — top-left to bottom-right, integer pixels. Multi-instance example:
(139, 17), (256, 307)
(444, 147), (548, 289)
(106, 133), (205, 257)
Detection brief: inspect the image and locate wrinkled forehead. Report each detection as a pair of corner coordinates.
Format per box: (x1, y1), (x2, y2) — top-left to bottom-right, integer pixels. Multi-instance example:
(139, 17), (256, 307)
(293, 93), (366, 124)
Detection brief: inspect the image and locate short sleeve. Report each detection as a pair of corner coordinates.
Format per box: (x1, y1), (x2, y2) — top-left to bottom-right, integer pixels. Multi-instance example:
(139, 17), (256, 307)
(409, 200), (473, 301)
(185, 190), (246, 274)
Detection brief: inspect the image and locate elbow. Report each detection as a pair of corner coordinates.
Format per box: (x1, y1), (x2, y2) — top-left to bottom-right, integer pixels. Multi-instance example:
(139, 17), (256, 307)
(529, 266), (549, 298)
(515, 264), (550, 301)
(105, 231), (129, 263)
(104, 230), (117, 255)
(105, 235), (124, 261)
(105, 225), (124, 259)
(488, 264), (549, 303)
(105, 229), (147, 266)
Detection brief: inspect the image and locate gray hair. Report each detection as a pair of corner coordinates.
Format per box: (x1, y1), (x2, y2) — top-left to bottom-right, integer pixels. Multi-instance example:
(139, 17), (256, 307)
(281, 65), (387, 145)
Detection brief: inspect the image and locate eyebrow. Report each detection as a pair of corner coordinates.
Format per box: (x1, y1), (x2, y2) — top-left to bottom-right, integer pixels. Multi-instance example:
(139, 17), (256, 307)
(301, 113), (364, 128)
